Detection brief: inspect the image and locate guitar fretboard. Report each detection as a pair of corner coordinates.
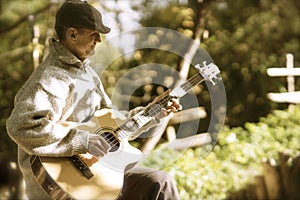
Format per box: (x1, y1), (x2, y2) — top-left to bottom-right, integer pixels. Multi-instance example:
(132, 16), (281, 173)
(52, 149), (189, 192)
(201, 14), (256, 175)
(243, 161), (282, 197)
(173, 73), (204, 97)
(113, 72), (206, 140)
(115, 113), (151, 140)
(181, 73), (204, 93)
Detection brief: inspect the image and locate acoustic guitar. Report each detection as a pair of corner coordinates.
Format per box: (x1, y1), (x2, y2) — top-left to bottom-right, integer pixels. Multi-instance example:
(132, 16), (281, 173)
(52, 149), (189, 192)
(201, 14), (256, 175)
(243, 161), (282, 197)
(30, 61), (221, 199)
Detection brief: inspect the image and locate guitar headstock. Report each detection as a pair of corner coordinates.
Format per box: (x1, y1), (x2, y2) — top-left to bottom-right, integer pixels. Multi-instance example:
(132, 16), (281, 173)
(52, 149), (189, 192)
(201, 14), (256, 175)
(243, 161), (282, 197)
(195, 61), (222, 85)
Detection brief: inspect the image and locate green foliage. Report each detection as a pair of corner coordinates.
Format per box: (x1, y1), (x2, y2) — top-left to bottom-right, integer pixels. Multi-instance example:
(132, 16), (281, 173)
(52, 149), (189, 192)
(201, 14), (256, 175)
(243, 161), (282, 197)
(143, 106), (300, 199)
(204, 0), (300, 126)
(0, 0), (55, 155)
(127, 0), (300, 129)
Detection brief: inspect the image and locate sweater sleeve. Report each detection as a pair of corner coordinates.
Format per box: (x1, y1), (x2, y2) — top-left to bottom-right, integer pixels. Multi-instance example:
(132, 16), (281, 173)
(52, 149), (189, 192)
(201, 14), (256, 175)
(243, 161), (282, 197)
(6, 74), (89, 157)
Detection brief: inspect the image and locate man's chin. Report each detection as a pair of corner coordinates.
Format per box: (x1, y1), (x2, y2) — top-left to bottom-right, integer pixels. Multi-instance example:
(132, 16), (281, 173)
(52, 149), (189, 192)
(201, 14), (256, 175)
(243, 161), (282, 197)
(88, 50), (95, 57)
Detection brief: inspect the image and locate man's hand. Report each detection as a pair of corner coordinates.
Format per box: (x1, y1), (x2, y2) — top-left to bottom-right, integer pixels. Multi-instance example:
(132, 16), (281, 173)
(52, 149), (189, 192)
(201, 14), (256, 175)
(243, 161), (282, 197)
(87, 134), (111, 159)
(151, 90), (182, 120)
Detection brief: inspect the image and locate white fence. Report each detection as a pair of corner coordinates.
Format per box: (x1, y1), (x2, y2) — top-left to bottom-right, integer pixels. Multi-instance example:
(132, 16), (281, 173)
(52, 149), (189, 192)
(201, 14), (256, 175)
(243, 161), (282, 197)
(267, 54), (300, 104)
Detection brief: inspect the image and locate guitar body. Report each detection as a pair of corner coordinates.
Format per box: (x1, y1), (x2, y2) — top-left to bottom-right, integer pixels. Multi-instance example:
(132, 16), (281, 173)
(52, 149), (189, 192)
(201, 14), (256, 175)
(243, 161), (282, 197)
(31, 109), (143, 200)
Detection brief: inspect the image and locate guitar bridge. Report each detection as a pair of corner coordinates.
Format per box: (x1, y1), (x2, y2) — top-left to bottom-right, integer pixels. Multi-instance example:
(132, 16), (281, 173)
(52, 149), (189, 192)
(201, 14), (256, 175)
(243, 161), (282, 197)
(70, 155), (94, 179)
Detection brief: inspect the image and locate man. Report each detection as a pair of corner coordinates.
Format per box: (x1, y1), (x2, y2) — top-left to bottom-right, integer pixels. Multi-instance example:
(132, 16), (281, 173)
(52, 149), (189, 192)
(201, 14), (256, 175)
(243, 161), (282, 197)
(6, 0), (181, 199)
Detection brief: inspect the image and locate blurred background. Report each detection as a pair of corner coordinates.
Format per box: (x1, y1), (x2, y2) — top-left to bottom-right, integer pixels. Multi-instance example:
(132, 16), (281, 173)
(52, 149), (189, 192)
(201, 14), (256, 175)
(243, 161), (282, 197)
(0, 0), (299, 199)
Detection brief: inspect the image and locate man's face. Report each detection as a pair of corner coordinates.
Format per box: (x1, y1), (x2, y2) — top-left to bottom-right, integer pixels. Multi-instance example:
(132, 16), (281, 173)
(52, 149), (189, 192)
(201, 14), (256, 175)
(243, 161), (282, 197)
(72, 29), (101, 60)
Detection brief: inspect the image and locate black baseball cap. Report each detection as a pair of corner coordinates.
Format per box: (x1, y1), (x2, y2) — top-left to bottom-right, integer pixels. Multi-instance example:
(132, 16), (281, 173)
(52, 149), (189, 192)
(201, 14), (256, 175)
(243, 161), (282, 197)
(55, 0), (110, 34)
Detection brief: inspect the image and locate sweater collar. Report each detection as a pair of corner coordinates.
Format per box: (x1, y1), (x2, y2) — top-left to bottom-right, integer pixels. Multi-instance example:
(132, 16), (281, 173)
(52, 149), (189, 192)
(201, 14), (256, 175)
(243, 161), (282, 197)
(49, 38), (90, 68)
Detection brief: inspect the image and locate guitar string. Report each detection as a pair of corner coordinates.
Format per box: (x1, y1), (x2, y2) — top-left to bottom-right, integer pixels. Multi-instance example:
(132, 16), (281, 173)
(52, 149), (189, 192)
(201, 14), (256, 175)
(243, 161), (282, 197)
(100, 73), (206, 149)
(100, 75), (205, 148)
(99, 96), (172, 148)
(99, 97), (170, 148)
(99, 74), (205, 148)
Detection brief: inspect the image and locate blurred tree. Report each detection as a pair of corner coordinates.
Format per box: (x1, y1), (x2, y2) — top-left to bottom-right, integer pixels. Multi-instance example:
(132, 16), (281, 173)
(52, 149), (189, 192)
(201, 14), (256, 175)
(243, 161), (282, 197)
(0, 0), (57, 153)
(118, 0), (300, 128)
(204, 0), (300, 126)
(0, 1), (57, 197)
(98, 0), (215, 135)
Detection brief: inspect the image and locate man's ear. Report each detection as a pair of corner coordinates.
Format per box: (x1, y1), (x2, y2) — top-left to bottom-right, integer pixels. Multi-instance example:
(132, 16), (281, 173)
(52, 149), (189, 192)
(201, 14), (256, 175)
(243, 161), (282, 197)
(66, 27), (78, 42)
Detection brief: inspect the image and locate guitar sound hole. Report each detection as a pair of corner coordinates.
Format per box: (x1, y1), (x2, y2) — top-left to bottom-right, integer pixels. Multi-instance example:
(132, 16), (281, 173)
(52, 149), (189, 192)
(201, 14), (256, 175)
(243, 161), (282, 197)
(100, 132), (120, 152)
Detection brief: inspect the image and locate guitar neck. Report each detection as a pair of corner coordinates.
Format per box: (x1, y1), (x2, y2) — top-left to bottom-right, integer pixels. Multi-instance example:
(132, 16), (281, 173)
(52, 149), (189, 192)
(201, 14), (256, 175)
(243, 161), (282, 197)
(114, 113), (152, 140)
(113, 73), (206, 140)
(171, 73), (204, 98)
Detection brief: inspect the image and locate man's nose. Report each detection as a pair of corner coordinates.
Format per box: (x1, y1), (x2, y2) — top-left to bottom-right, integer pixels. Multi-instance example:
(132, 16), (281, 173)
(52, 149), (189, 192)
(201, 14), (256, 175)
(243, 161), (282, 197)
(95, 33), (101, 43)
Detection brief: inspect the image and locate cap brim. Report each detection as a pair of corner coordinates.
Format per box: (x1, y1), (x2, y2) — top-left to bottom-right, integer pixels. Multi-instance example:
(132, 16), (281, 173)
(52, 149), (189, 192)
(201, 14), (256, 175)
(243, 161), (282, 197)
(98, 25), (111, 34)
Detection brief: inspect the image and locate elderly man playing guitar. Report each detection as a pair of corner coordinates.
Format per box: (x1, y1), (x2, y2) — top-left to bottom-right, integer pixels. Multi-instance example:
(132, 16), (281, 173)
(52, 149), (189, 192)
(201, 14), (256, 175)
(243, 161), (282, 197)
(6, 1), (182, 199)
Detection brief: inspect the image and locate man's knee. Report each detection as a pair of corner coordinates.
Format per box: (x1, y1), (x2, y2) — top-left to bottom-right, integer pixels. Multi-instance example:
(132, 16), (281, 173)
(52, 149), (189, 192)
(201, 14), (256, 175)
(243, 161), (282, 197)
(150, 170), (177, 187)
(148, 170), (180, 199)
(122, 167), (180, 200)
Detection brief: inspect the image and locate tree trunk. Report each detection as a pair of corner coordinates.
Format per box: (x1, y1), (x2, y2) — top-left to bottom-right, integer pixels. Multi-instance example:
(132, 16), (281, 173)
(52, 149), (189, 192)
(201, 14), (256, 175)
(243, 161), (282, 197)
(262, 159), (284, 200)
(254, 175), (268, 200)
(139, 0), (211, 152)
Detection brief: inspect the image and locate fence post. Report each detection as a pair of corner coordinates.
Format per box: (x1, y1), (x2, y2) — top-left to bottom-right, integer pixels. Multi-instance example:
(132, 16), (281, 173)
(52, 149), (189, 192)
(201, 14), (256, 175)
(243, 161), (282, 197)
(286, 54), (294, 110)
(286, 53), (294, 93)
(266, 53), (300, 105)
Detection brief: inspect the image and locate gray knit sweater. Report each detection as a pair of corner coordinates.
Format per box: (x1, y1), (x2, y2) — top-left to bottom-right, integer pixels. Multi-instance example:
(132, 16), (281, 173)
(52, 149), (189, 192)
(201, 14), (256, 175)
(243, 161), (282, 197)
(6, 38), (158, 199)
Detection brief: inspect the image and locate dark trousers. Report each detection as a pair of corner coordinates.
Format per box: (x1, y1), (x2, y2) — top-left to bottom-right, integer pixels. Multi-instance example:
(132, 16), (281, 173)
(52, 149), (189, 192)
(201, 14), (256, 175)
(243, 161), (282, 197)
(117, 166), (180, 200)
